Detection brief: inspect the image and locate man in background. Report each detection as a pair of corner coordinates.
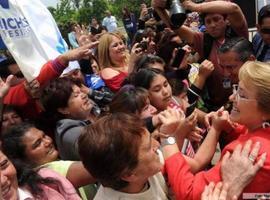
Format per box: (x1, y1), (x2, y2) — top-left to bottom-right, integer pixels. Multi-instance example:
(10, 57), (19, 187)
(253, 5), (270, 62)
(102, 10), (118, 33)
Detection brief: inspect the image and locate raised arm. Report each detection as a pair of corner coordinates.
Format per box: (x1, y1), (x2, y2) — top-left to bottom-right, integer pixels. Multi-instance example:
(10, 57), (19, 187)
(183, 0), (248, 36)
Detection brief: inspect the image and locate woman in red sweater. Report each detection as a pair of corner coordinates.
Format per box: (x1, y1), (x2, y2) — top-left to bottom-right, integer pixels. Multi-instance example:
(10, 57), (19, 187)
(163, 61), (270, 199)
(98, 32), (140, 92)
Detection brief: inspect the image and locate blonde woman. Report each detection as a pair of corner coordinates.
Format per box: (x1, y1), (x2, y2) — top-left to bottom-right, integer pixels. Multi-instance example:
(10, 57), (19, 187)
(98, 32), (140, 92)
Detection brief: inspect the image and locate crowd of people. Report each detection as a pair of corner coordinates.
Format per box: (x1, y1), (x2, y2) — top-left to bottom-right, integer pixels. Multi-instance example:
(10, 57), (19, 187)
(1, 0), (270, 199)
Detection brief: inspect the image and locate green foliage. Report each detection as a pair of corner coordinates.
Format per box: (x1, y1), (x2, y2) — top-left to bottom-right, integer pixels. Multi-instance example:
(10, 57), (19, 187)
(49, 0), (109, 25)
(45, 0), (151, 45)
(92, 0), (109, 22)
(52, 0), (76, 24)
(48, 0), (151, 27)
(75, 7), (92, 24)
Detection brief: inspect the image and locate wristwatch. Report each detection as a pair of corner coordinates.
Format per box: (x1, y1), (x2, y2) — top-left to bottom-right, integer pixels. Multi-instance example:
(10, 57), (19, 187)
(161, 136), (176, 147)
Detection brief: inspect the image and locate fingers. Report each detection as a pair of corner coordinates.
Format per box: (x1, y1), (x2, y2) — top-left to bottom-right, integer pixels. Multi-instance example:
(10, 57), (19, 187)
(207, 182), (215, 197)
(152, 129), (169, 140)
(232, 143), (242, 157)
(201, 184), (210, 200)
(218, 183), (228, 200)
(212, 182), (223, 199)
(254, 152), (267, 172)
(158, 112), (167, 124)
(188, 131), (203, 142)
(241, 140), (252, 158)
(133, 43), (141, 53)
(88, 41), (99, 49)
(158, 109), (173, 123)
(204, 115), (211, 129)
(29, 79), (40, 88)
(5, 74), (15, 86)
(217, 106), (224, 117)
(202, 182), (228, 200)
(188, 126), (203, 142)
(182, 45), (191, 53)
(199, 59), (214, 78)
(248, 141), (261, 163)
(204, 111), (215, 129)
(221, 151), (231, 167)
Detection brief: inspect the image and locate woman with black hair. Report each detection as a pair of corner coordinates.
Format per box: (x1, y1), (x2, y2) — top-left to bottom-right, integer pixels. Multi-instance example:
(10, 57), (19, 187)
(41, 77), (97, 160)
(0, 149), (80, 199)
(122, 7), (137, 44)
(1, 122), (97, 199)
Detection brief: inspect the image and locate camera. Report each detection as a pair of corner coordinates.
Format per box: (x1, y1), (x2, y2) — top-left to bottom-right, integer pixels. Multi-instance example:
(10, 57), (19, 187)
(137, 41), (148, 51)
(166, 0), (187, 29)
(144, 7), (154, 21)
(147, 7), (154, 17)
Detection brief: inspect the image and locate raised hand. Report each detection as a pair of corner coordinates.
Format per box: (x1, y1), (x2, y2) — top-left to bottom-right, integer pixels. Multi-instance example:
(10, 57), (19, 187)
(211, 108), (233, 133)
(177, 111), (198, 139)
(0, 75), (17, 99)
(158, 108), (184, 135)
(204, 106), (235, 132)
(24, 79), (41, 99)
(198, 59), (214, 79)
(187, 126), (203, 143)
(151, 0), (172, 28)
(60, 42), (99, 65)
(74, 24), (96, 46)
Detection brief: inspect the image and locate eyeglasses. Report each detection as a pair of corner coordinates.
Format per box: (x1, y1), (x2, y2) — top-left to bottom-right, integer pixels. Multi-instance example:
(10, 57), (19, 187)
(232, 84), (256, 102)
(232, 84), (254, 102)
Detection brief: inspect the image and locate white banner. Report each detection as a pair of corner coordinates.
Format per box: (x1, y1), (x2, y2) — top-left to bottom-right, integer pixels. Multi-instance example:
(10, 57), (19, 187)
(0, 0), (77, 81)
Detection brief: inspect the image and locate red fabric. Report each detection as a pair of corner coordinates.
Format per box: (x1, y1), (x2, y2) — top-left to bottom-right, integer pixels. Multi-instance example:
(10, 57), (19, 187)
(3, 60), (61, 119)
(101, 71), (128, 92)
(165, 125), (270, 200)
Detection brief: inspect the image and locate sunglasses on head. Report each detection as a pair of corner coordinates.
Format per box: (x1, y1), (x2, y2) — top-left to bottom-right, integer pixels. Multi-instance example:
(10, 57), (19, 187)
(261, 28), (270, 34)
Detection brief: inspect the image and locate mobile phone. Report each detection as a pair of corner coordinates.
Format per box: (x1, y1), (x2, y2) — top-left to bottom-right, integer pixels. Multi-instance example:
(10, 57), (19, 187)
(147, 7), (154, 17)
(144, 7), (154, 20)
(137, 41), (148, 51)
(171, 48), (186, 68)
(186, 103), (196, 117)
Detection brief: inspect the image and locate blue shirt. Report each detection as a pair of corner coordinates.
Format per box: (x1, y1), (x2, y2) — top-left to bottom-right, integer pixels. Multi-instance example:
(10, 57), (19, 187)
(102, 16), (117, 33)
(252, 32), (270, 62)
(68, 32), (79, 49)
